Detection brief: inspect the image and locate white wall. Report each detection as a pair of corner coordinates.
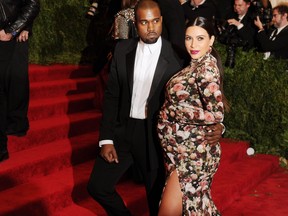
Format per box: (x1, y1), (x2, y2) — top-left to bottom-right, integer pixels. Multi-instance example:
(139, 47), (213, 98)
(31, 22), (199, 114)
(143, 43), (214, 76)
(270, 0), (288, 7)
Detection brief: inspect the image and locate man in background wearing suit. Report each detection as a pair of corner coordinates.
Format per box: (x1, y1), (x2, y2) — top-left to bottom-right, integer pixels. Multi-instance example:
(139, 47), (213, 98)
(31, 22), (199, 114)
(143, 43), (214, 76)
(254, 3), (288, 59)
(0, 0), (40, 163)
(226, 0), (257, 50)
(217, 0), (257, 68)
(87, 1), (223, 215)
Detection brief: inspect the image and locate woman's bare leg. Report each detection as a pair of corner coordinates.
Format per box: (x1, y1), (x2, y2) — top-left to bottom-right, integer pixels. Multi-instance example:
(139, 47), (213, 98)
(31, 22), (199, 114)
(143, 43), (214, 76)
(158, 170), (182, 216)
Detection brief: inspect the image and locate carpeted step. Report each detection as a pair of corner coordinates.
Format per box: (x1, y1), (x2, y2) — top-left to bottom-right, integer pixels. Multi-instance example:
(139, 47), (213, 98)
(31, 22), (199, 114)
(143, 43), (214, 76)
(9, 110), (102, 153)
(2, 64), (285, 216)
(54, 145), (278, 216)
(29, 77), (98, 100)
(0, 132), (99, 192)
(55, 182), (149, 216)
(220, 138), (250, 166)
(0, 161), (92, 216)
(0, 160), (148, 216)
(212, 154), (279, 212)
(28, 92), (97, 121)
(53, 203), (102, 216)
(0, 154), (280, 216)
(29, 64), (94, 83)
(222, 167), (288, 216)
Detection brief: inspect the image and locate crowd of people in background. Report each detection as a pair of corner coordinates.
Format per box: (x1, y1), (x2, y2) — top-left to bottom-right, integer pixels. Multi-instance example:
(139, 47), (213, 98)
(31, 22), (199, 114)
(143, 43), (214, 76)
(86, 0), (288, 70)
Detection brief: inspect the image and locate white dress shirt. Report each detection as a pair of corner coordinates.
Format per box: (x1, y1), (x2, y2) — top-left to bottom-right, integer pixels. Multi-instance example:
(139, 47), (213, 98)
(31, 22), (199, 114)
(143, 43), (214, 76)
(130, 37), (162, 119)
(99, 37), (162, 146)
(237, 14), (245, 30)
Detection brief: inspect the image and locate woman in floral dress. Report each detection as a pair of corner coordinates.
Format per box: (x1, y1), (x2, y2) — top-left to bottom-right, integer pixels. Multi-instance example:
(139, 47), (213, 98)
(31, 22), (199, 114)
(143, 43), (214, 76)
(157, 17), (228, 216)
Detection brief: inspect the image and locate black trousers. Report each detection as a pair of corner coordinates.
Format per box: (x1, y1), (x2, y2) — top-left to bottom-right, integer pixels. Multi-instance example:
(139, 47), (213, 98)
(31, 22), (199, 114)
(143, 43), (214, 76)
(0, 40), (29, 148)
(87, 118), (164, 216)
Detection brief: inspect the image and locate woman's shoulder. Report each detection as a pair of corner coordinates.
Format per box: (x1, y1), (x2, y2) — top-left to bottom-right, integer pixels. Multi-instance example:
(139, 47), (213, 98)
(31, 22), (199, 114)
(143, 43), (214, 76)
(196, 54), (219, 74)
(200, 53), (217, 65)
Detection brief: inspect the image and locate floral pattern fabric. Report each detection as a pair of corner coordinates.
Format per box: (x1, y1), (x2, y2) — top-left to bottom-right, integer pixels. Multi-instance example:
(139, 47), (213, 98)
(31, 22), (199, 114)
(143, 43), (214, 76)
(157, 53), (224, 216)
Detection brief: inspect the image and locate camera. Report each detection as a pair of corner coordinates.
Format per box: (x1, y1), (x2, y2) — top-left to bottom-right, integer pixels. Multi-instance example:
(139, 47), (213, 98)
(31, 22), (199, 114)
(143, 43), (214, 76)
(251, 0), (272, 28)
(216, 20), (248, 68)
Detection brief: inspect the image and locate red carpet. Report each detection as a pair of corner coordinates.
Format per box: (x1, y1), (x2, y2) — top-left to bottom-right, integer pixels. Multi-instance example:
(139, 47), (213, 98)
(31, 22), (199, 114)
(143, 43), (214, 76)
(0, 64), (287, 216)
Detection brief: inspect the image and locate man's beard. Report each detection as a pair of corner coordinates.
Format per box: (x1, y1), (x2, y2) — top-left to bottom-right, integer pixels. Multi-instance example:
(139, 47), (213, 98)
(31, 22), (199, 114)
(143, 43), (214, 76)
(142, 32), (160, 44)
(143, 37), (159, 44)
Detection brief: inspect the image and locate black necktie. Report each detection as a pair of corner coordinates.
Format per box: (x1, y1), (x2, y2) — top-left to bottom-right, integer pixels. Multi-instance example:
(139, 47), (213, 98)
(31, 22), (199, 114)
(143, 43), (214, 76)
(270, 29), (278, 41)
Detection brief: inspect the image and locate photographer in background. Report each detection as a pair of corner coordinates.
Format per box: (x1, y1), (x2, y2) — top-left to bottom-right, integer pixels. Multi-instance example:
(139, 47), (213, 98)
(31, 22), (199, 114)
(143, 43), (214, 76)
(254, 3), (288, 59)
(217, 0), (257, 68)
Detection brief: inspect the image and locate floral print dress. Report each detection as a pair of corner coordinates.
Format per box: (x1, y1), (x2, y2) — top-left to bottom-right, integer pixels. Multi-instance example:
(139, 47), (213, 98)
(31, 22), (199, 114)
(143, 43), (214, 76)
(157, 53), (224, 216)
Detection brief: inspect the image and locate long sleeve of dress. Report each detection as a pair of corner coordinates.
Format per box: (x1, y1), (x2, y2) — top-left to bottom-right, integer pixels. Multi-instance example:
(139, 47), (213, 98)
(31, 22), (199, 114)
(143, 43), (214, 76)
(159, 53), (224, 126)
(194, 59), (224, 124)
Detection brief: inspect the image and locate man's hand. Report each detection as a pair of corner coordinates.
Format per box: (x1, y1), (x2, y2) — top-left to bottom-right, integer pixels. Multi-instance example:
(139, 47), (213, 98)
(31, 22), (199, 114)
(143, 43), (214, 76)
(227, 18), (241, 27)
(17, 30), (29, 42)
(100, 144), (119, 163)
(254, 16), (264, 31)
(205, 123), (223, 145)
(0, 30), (13, 41)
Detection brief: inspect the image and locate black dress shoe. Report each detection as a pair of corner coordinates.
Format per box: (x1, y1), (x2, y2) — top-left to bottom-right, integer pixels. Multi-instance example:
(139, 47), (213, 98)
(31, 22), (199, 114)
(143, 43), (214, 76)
(0, 150), (9, 163)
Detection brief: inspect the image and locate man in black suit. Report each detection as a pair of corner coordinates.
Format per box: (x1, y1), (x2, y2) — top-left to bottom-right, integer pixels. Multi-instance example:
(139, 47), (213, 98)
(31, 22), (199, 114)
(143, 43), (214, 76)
(87, 1), (223, 215)
(0, 0), (40, 163)
(225, 0), (257, 50)
(254, 3), (288, 59)
(217, 0), (257, 67)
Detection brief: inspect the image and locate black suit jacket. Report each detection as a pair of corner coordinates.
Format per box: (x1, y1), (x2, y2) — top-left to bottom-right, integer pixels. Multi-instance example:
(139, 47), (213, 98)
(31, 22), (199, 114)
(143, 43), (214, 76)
(99, 37), (182, 170)
(227, 11), (257, 49)
(0, 0), (40, 35)
(257, 26), (288, 59)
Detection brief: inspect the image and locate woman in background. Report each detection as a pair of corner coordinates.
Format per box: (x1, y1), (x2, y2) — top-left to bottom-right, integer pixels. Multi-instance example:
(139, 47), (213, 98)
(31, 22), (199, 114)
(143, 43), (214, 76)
(112, 0), (139, 40)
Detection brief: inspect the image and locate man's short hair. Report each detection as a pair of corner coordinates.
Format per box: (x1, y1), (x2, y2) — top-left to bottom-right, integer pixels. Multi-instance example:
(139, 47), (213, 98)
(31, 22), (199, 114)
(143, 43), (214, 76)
(273, 4), (288, 20)
(134, 0), (161, 21)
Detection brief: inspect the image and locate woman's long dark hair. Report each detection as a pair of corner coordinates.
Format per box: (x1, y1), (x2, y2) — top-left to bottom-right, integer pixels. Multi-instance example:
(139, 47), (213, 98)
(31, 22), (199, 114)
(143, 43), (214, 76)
(186, 17), (230, 112)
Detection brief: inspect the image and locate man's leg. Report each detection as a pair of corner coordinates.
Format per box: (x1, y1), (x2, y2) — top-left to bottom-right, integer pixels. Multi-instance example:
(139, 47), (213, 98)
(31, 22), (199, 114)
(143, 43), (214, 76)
(0, 41), (15, 162)
(130, 119), (165, 216)
(6, 41), (29, 136)
(87, 150), (133, 216)
(145, 167), (165, 216)
(0, 87), (8, 162)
